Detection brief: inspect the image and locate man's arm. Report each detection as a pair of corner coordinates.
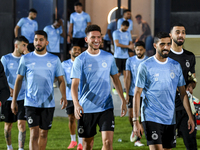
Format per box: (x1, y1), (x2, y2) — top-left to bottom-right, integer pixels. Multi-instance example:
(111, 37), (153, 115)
(111, 74), (127, 117)
(125, 70), (131, 103)
(71, 78), (83, 119)
(68, 23), (73, 39)
(114, 40), (134, 50)
(133, 86), (143, 138)
(11, 74), (24, 115)
(14, 25), (20, 38)
(178, 85), (195, 134)
(107, 29), (113, 45)
(57, 75), (67, 109)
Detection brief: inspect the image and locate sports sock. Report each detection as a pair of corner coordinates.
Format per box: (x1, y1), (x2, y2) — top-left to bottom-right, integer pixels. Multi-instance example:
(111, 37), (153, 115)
(78, 136), (82, 144)
(71, 134), (76, 141)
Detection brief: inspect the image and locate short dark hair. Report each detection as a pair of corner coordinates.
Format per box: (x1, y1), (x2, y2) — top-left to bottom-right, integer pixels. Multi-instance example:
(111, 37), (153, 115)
(170, 23), (185, 32)
(70, 44), (81, 50)
(135, 14), (142, 19)
(85, 24), (101, 35)
(14, 36), (29, 44)
(154, 32), (170, 43)
(135, 41), (145, 49)
(29, 8), (37, 13)
(121, 20), (129, 27)
(123, 9), (131, 14)
(35, 30), (48, 39)
(74, 2), (82, 6)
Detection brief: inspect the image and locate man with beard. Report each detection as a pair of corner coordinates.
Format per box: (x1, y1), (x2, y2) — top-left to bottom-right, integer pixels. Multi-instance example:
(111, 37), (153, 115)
(1, 36), (29, 150)
(62, 45), (83, 150)
(71, 25), (127, 150)
(11, 30), (67, 150)
(168, 23), (197, 150)
(112, 20), (134, 95)
(14, 8), (38, 52)
(133, 32), (194, 150)
(125, 41), (147, 147)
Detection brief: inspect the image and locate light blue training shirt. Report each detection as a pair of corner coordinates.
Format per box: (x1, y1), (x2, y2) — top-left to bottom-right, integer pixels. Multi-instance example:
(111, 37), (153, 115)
(117, 18), (133, 33)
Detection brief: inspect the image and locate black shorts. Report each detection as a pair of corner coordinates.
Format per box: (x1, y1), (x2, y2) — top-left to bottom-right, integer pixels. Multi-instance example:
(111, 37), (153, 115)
(72, 38), (87, 48)
(66, 100), (74, 115)
(103, 40), (111, 52)
(115, 58), (127, 73)
(25, 106), (55, 130)
(128, 96), (142, 108)
(78, 109), (114, 138)
(142, 121), (176, 149)
(2, 100), (26, 123)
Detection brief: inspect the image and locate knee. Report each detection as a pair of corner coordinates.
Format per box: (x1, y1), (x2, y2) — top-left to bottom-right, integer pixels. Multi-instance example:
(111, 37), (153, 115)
(103, 138), (113, 147)
(4, 123), (12, 132)
(69, 115), (75, 124)
(39, 130), (48, 139)
(18, 121), (26, 132)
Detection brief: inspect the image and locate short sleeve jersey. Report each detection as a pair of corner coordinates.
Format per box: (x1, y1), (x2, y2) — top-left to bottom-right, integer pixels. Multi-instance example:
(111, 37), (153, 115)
(62, 59), (80, 101)
(126, 55), (148, 96)
(135, 56), (185, 125)
(168, 48), (196, 110)
(43, 25), (62, 53)
(113, 29), (132, 59)
(104, 20), (117, 41)
(17, 51), (64, 108)
(71, 50), (118, 113)
(17, 17), (38, 43)
(1, 53), (25, 101)
(117, 18), (133, 32)
(70, 11), (91, 38)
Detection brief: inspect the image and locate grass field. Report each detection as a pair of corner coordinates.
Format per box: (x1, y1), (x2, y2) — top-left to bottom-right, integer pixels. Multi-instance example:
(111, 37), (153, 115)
(0, 116), (199, 150)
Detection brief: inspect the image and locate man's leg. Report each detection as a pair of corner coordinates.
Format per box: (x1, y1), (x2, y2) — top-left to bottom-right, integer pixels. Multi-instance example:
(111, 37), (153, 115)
(4, 122), (13, 149)
(18, 120), (26, 149)
(38, 128), (49, 150)
(67, 113), (77, 148)
(101, 131), (113, 150)
(149, 144), (164, 150)
(29, 126), (39, 150)
(82, 137), (94, 150)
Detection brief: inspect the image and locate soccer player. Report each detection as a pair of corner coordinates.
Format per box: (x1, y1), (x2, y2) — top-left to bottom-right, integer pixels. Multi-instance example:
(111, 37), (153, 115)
(43, 19), (66, 58)
(117, 9), (133, 34)
(112, 20), (134, 95)
(125, 41), (147, 146)
(169, 23), (197, 150)
(71, 24), (127, 150)
(62, 45), (82, 150)
(11, 30), (67, 150)
(68, 2), (91, 52)
(14, 8), (38, 52)
(1, 36), (29, 150)
(133, 32), (195, 150)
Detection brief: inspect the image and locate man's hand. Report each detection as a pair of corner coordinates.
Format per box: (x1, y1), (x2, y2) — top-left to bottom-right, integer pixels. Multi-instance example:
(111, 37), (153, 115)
(128, 43), (134, 50)
(188, 117), (195, 134)
(9, 87), (13, 97)
(60, 97), (67, 109)
(11, 101), (18, 115)
(121, 101), (127, 117)
(74, 103), (84, 120)
(133, 121), (143, 139)
(125, 95), (129, 104)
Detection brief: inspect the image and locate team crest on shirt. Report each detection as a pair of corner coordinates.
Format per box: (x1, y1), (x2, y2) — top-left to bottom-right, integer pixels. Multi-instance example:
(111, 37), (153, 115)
(186, 60), (190, 68)
(170, 71), (175, 79)
(151, 131), (158, 140)
(9, 63), (14, 68)
(102, 61), (107, 68)
(47, 62), (52, 67)
(154, 73), (159, 81)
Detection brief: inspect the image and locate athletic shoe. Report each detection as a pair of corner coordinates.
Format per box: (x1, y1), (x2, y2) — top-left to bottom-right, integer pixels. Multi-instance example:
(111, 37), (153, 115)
(134, 141), (144, 147)
(68, 141), (77, 149)
(130, 131), (137, 142)
(77, 143), (83, 150)
(112, 88), (118, 95)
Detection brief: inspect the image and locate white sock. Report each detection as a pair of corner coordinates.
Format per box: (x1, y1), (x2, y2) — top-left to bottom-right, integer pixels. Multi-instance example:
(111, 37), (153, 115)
(7, 145), (13, 150)
(78, 136), (82, 144)
(18, 148), (24, 150)
(71, 134), (76, 141)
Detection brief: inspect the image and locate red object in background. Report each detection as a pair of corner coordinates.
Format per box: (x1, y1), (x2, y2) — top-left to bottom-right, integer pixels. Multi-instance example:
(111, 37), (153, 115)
(0, 101), (1, 107)
(194, 101), (200, 125)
